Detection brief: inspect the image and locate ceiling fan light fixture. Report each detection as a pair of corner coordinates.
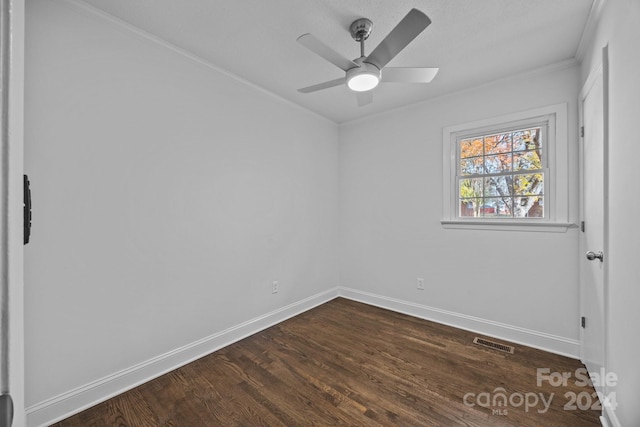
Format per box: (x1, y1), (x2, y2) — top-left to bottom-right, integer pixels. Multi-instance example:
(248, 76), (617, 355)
(347, 73), (379, 91)
(346, 61), (380, 92)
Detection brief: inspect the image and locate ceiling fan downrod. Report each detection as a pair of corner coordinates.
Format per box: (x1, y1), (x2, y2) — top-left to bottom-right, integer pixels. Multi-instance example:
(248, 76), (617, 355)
(349, 18), (373, 58)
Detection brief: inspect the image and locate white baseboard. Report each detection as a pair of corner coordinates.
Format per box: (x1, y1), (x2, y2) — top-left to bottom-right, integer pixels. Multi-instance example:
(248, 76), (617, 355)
(337, 287), (580, 359)
(26, 287), (340, 427)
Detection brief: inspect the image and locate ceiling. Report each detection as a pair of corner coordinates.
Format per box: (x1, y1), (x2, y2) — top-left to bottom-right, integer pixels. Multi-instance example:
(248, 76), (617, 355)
(78, 0), (594, 124)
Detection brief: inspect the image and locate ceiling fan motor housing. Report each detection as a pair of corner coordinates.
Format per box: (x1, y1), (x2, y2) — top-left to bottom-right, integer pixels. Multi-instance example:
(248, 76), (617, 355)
(350, 18), (373, 41)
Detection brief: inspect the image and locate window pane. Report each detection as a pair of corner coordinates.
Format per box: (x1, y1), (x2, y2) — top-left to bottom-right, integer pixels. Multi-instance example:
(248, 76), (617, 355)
(482, 197), (513, 217)
(485, 176), (512, 197)
(459, 199), (478, 217)
(485, 133), (511, 154)
(459, 178), (483, 199)
(514, 196), (544, 218)
(484, 154), (512, 173)
(459, 157), (483, 175)
(460, 138), (483, 158)
(479, 199), (497, 217)
(527, 197), (544, 218)
(513, 150), (542, 171)
(513, 173), (544, 195)
(513, 128), (541, 151)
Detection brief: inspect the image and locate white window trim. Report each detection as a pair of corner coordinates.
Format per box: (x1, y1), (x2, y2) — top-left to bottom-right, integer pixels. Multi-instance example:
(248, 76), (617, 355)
(441, 103), (576, 232)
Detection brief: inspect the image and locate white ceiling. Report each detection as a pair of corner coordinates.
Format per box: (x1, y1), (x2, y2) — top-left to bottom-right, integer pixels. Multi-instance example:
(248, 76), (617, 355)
(78, 0), (594, 123)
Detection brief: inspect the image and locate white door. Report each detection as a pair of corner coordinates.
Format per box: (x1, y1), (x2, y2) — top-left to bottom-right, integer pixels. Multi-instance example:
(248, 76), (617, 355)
(579, 56), (607, 398)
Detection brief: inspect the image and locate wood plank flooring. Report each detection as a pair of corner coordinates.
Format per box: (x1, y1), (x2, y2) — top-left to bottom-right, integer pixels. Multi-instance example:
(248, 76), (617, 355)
(53, 298), (601, 426)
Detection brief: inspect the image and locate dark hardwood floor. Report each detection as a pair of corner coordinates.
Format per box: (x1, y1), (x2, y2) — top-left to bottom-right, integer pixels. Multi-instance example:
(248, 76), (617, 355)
(53, 298), (601, 426)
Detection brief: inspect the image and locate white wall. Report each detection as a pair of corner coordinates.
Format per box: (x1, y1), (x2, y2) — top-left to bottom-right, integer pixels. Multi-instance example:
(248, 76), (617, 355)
(339, 64), (581, 349)
(580, 1), (640, 426)
(24, 0), (338, 412)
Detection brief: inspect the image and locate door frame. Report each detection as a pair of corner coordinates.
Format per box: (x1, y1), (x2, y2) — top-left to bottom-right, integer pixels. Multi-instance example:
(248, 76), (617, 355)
(578, 45), (609, 406)
(0, 0), (25, 425)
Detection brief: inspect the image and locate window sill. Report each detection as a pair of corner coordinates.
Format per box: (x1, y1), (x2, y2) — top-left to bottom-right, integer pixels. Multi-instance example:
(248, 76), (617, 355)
(440, 220), (577, 233)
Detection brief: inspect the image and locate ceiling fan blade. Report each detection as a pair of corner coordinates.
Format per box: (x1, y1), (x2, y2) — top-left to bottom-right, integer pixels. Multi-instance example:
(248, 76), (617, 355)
(298, 77), (345, 93)
(365, 9), (431, 70)
(382, 67), (439, 83)
(356, 91), (373, 107)
(297, 33), (359, 71)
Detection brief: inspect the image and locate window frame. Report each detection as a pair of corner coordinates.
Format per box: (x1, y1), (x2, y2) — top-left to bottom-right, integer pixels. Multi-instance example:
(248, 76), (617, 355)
(441, 103), (574, 232)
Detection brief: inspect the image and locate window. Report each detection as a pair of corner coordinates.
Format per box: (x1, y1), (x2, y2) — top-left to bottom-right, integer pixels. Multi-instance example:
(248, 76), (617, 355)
(458, 125), (546, 219)
(442, 104), (573, 232)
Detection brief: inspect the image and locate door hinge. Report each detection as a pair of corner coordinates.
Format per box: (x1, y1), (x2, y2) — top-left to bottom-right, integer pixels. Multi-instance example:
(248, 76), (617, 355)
(581, 221), (585, 232)
(581, 316), (586, 328)
(580, 126), (584, 137)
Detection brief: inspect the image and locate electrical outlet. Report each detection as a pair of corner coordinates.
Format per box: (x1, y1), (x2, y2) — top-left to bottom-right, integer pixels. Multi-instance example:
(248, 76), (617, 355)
(417, 278), (425, 290)
(272, 281), (279, 294)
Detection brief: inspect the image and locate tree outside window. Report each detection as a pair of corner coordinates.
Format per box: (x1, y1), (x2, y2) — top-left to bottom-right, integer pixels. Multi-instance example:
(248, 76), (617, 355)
(458, 127), (544, 218)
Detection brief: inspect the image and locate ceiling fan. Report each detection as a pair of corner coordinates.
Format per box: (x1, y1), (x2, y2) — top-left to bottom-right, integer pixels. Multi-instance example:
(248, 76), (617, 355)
(297, 8), (439, 106)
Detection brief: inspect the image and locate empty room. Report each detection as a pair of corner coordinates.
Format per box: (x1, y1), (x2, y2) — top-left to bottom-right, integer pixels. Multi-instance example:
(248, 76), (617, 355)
(1, 0), (639, 426)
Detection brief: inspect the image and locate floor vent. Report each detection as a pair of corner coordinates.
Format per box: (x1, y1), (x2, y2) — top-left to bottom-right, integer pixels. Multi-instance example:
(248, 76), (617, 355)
(473, 337), (515, 354)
